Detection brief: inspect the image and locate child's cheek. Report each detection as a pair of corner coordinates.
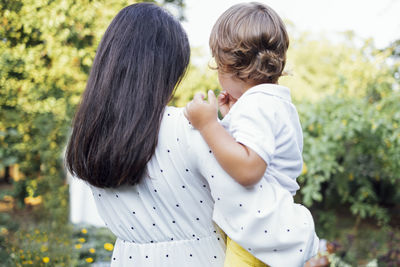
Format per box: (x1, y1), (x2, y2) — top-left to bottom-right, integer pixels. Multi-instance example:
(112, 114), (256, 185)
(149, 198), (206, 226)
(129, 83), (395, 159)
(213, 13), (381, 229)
(227, 88), (243, 100)
(218, 73), (244, 98)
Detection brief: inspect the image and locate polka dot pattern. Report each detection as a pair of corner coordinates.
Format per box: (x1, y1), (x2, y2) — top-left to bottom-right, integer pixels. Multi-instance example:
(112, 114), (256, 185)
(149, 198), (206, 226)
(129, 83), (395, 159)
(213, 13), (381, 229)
(90, 106), (318, 266)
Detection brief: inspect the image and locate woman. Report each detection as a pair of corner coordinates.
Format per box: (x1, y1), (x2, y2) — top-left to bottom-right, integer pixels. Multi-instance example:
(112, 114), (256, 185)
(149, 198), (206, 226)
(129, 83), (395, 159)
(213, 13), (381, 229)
(66, 3), (318, 266)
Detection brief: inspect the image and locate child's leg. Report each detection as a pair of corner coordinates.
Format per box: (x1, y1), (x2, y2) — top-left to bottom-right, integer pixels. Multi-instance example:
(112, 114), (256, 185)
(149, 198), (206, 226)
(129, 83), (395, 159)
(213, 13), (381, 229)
(224, 237), (269, 267)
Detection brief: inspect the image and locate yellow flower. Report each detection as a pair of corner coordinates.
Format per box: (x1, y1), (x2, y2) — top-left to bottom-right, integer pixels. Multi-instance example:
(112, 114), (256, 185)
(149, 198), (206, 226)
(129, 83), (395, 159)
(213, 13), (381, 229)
(104, 243), (114, 251)
(301, 163), (308, 175)
(348, 173), (354, 181)
(42, 257), (50, 263)
(81, 228), (88, 234)
(85, 257), (94, 263)
(24, 195), (43, 206)
(75, 244), (82, 249)
(1, 227), (9, 235)
(89, 248), (96, 254)
(3, 195), (13, 201)
(78, 238), (86, 243)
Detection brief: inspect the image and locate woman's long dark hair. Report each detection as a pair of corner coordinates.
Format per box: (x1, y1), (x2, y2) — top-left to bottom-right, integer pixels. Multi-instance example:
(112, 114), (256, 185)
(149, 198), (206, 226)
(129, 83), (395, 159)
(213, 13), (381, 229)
(65, 3), (190, 188)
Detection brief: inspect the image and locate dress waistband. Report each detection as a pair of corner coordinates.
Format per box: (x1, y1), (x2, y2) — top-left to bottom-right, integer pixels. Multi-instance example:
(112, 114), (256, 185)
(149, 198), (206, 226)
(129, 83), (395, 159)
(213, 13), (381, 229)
(117, 229), (226, 246)
(111, 232), (227, 266)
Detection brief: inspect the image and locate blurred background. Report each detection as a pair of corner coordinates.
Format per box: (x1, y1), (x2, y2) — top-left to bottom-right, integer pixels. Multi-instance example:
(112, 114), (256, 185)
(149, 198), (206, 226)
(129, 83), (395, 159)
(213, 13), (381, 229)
(0, 0), (399, 266)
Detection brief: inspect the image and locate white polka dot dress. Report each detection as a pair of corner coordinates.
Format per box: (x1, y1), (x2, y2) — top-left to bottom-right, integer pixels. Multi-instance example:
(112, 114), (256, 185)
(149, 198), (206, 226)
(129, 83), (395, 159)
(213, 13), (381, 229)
(90, 106), (319, 267)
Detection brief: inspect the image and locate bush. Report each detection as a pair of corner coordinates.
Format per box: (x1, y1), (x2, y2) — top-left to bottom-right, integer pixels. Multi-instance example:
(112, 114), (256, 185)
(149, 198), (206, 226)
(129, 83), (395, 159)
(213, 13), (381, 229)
(297, 90), (400, 229)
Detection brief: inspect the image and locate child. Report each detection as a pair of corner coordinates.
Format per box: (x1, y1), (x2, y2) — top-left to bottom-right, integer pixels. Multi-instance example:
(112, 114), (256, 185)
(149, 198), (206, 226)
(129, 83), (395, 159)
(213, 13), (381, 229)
(185, 2), (314, 266)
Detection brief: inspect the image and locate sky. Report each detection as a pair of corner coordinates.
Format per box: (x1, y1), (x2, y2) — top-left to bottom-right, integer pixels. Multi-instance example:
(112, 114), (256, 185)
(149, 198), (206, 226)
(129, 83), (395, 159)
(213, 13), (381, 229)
(181, 0), (400, 58)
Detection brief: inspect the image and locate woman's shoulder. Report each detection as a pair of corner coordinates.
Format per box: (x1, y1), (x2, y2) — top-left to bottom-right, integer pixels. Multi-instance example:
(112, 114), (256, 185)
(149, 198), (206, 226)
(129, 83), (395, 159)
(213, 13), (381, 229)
(164, 105), (183, 115)
(160, 106), (184, 128)
(160, 105), (199, 142)
(161, 106), (189, 128)
(160, 105), (208, 165)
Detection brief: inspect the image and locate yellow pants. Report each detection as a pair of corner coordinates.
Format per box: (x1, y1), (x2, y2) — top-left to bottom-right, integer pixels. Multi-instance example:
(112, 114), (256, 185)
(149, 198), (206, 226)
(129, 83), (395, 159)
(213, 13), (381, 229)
(224, 237), (268, 267)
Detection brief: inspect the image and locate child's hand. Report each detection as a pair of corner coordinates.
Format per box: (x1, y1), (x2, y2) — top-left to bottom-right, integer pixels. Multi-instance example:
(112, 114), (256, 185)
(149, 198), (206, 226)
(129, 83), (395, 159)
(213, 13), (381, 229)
(184, 90), (218, 131)
(218, 91), (237, 117)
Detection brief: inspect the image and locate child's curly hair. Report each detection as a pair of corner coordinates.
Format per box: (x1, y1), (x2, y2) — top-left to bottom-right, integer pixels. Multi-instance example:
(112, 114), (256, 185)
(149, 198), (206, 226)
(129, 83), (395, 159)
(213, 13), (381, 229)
(209, 2), (289, 84)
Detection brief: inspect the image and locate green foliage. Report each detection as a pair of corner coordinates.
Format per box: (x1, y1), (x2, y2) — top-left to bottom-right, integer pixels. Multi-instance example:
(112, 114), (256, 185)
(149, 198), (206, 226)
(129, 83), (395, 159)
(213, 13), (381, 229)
(7, 227), (76, 266)
(69, 226), (116, 266)
(298, 90), (400, 224)
(280, 34), (396, 101)
(172, 59), (220, 107)
(276, 33), (400, 227)
(1, 221), (115, 266)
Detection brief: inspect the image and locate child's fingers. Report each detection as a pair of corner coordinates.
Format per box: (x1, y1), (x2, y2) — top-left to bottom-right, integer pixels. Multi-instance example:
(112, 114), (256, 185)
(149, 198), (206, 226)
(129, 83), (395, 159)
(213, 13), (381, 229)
(193, 92), (205, 103)
(227, 94), (238, 106)
(219, 91), (227, 99)
(218, 91), (227, 98)
(218, 96), (228, 107)
(217, 93), (225, 102)
(207, 90), (217, 106)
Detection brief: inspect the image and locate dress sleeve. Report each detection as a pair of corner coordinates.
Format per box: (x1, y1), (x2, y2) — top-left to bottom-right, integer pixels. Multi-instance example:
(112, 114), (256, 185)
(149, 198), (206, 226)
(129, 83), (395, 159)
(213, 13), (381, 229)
(186, 116), (319, 266)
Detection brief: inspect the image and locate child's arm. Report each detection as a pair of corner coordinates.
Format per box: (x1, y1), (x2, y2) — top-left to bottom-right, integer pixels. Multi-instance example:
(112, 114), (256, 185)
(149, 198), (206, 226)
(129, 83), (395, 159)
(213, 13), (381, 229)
(184, 90), (266, 186)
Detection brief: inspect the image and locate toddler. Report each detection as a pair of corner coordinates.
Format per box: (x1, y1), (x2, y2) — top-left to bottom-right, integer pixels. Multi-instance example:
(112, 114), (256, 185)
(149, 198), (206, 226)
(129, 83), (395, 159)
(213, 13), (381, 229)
(185, 2), (315, 266)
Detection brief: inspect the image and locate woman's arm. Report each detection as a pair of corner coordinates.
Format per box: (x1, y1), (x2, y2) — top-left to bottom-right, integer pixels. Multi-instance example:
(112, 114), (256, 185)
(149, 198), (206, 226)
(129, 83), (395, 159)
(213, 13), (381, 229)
(185, 91), (266, 186)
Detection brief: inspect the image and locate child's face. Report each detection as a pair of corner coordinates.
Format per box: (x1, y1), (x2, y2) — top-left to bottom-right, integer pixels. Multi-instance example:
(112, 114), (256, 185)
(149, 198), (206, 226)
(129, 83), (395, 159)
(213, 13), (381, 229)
(217, 71), (245, 100)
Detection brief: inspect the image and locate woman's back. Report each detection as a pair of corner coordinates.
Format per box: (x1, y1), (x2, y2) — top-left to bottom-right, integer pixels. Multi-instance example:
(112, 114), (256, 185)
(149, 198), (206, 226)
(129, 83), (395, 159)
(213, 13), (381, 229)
(90, 106), (226, 266)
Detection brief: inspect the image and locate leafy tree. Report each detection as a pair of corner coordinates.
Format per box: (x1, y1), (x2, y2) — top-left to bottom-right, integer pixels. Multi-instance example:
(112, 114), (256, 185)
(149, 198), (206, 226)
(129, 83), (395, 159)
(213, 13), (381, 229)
(280, 33), (395, 102)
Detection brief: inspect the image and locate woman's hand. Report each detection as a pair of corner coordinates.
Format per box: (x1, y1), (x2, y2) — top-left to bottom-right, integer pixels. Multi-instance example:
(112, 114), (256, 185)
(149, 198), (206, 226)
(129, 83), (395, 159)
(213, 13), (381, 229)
(184, 90), (218, 131)
(218, 91), (237, 117)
